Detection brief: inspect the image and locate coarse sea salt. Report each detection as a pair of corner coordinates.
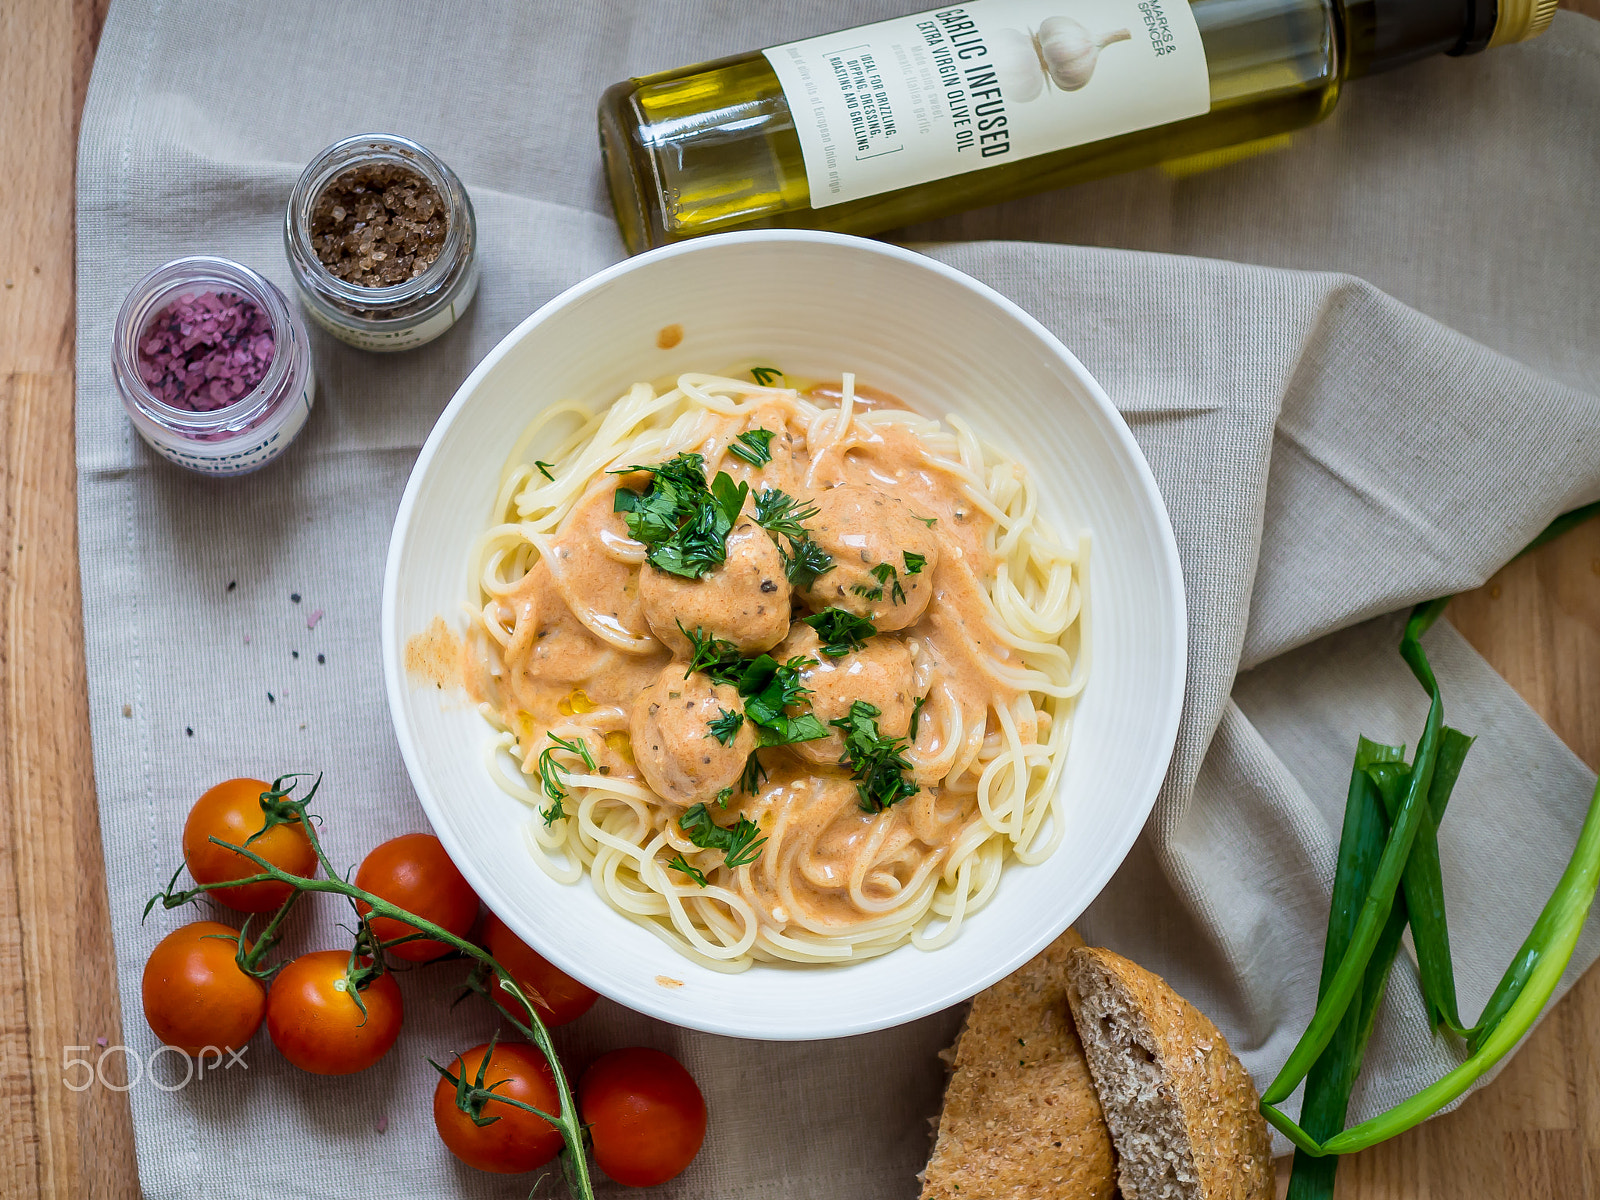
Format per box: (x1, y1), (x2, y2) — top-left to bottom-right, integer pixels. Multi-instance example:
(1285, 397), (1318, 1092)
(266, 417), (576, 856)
(136, 291), (275, 411)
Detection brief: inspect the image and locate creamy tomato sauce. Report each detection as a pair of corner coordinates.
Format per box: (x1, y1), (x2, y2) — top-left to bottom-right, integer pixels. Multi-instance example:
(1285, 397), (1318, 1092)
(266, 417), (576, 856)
(467, 379), (1057, 955)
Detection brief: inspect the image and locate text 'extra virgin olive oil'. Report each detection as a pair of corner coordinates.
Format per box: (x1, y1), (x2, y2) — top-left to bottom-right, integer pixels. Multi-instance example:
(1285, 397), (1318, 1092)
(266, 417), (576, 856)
(599, 0), (1556, 253)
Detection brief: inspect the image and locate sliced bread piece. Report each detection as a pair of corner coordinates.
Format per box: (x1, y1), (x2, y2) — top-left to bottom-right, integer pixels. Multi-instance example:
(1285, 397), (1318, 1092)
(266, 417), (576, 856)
(1064, 945), (1275, 1200)
(920, 928), (1116, 1200)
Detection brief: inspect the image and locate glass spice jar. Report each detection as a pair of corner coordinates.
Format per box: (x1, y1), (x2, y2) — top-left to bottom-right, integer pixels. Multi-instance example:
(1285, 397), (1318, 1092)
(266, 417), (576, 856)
(112, 256), (316, 476)
(284, 133), (479, 352)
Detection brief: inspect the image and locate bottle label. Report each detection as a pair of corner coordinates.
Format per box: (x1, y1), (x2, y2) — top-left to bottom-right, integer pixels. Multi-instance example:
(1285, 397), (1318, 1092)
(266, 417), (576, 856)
(764, 0), (1210, 208)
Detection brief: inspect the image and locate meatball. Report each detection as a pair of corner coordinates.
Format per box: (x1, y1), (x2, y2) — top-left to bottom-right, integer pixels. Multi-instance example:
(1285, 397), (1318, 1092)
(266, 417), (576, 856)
(774, 627), (916, 767)
(629, 664), (758, 806)
(797, 485), (939, 631)
(640, 519), (791, 656)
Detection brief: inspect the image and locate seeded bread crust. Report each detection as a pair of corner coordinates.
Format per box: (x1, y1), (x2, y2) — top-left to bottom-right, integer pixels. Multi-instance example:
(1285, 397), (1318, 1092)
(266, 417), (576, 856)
(920, 928), (1116, 1200)
(1064, 945), (1275, 1200)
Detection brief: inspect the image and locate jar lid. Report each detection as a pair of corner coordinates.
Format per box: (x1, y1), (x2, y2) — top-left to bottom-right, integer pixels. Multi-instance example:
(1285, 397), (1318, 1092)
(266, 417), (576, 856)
(1489, 0), (1558, 47)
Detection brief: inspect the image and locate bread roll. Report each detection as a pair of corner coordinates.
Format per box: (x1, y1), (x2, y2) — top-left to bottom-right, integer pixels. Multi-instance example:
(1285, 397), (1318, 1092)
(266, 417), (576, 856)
(1064, 945), (1275, 1200)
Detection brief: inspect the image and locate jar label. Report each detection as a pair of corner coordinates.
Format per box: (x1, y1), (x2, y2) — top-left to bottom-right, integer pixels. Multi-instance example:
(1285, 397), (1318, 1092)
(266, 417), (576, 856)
(135, 376), (317, 477)
(764, 0), (1209, 208)
(301, 262), (480, 353)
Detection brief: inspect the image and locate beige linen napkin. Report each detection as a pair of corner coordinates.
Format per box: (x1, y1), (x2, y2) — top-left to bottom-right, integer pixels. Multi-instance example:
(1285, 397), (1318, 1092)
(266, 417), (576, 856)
(76, 2), (1600, 1196)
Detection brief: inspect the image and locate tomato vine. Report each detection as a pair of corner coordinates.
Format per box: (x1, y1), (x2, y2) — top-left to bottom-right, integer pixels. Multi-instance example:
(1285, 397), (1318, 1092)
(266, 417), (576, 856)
(145, 774), (596, 1200)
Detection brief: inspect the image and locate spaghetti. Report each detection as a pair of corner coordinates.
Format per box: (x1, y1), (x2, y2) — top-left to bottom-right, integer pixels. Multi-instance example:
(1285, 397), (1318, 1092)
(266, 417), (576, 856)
(463, 372), (1088, 971)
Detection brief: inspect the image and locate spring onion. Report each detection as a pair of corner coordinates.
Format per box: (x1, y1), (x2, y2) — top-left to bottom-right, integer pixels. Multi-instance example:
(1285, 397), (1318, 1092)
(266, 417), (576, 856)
(1271, 505), (1600, 1190)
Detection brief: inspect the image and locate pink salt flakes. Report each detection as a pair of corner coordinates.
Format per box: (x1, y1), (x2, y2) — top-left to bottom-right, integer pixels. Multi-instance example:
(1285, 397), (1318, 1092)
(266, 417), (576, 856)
(136, 291), (275, 411)
(306, 608), (324, 630)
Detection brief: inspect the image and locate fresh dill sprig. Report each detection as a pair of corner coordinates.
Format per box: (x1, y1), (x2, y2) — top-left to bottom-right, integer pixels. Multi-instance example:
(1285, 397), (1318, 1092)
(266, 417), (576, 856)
(781, 536), (834, 591)
(740, 750), (767, 796)
(707, 708), (744, 746)
(537, 733), (596, 824)
(680, 623), (746, 686)
(666, 854), (709, 887)
(533, 460), (555, 481)
(751, 488), (818, 540)
(802, 609), (876, 657)
(909, 694), (928, 740)
(679, 803), (768, 870)
(751, 487), (833, 589)
(830, 701), (919, 813)
(750, 366), (784, 387)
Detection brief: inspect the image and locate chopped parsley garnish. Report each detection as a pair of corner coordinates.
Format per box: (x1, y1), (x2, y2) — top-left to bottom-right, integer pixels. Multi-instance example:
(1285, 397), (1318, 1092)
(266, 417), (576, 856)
(903, 551), (926, 574)
(910, 513), (937, 528)
(537, 733), (596, 824)
(715, 786), (734, 807)
(851, 583), (882, 602)
(680, 623), (745, 687)
(750, 366), (784, 387)
(707, 708), (744, 746)
(910, 694), (928, 740)
(737, 654), (828, 746)
(666, 853), (709, 887)
(728, 429), (775, 466)
(612, 452), (748, 579)
(533, 460), (555, 481)
(752, 488), (834, 589)
(802, 608), (876, 657)
(830, 701), (919, 813)
(679, 803), (768, 869)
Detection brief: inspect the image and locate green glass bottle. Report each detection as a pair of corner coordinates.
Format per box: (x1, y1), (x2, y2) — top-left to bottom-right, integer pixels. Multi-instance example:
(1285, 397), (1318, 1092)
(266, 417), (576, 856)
(599, 0), (1555, 254)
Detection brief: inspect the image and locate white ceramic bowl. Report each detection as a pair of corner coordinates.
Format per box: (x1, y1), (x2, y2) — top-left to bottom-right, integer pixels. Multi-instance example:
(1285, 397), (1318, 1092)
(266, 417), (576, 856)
(382, 231), (1185, 1040)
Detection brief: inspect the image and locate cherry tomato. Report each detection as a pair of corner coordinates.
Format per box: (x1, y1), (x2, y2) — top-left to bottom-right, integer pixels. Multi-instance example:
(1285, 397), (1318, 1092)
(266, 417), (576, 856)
(354, 832), (479, 962)
(265, 950), (402, 1075)
(481, 910), (598, 1028)
(183, 778), (317, 912)
(432, 1041), (564, 1174)
(579, 1047), (707, 1187)
(141, 921), (266, 1056)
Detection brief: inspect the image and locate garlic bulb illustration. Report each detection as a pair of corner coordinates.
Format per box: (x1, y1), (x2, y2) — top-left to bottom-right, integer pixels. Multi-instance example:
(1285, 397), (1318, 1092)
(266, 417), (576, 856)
(1036, 16), (1132, 91)
(991, 27), (1047, 103)
(988, 16), (1134, 103)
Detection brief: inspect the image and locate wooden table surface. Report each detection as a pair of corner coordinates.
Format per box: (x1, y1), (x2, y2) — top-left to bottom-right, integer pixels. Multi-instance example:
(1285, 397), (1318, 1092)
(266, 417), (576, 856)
(2, 1), (1596, 1197)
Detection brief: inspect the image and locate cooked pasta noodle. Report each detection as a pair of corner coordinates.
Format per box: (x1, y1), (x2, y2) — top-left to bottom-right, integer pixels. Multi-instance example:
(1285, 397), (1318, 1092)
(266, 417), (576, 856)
(462, 372), (1087, 970)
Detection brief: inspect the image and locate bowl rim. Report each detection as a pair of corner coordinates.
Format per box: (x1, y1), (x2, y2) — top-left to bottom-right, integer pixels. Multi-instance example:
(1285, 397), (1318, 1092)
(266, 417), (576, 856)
(381, 228), (1187, 1039)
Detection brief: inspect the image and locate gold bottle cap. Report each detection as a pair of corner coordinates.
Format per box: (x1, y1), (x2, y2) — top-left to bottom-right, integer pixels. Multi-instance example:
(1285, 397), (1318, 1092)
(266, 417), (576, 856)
(1489, 0), (1559, 47)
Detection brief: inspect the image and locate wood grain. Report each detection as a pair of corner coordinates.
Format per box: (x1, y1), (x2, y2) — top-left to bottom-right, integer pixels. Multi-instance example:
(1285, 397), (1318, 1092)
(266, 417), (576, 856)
(0, 0), (1594, 1197)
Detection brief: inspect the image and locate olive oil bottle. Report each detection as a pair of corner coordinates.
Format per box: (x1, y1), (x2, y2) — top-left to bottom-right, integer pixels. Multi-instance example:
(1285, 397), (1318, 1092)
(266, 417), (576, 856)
(599, 0), (1556, 253)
